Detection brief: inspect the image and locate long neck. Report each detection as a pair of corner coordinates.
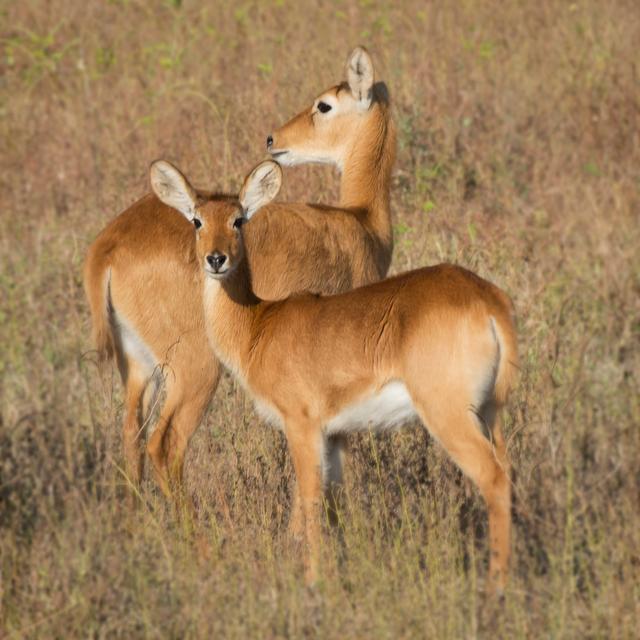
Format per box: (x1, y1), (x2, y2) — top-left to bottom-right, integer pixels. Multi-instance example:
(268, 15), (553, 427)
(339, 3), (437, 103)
(339, 105), (396, 250)
(203, 258), (260, 377)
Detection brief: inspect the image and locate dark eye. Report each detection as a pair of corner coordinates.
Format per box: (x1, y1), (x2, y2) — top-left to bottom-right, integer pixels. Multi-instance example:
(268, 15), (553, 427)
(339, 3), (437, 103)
(233, 217), (245, 229)
(317, 101), (332, 114)
(193, 218), (202, 229)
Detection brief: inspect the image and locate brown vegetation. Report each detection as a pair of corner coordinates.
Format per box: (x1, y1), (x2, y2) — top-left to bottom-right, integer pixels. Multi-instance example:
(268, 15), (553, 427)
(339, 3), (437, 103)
(1, 0), (639, 637)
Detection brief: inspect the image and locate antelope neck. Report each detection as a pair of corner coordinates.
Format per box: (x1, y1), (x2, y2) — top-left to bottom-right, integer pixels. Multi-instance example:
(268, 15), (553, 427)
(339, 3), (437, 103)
(203, 258), (260, 377)
(338, 107), (395, 249)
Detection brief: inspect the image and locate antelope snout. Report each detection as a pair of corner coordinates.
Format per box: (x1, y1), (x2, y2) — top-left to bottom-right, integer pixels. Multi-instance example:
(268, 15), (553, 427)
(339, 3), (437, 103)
(266, 134), (288, 160)
(206, 252), (227, 273)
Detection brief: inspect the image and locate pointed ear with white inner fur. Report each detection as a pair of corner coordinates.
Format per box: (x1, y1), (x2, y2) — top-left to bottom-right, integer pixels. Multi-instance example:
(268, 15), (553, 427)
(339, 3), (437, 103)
(239, 160), (283, 219)
(150, 160), (198, 221)
(346, 46), (374, 109)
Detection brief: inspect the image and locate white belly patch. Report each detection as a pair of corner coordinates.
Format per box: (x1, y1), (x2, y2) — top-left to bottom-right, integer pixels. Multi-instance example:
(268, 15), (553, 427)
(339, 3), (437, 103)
(325, 381), (417, 434)
(112, 309), (158, 377)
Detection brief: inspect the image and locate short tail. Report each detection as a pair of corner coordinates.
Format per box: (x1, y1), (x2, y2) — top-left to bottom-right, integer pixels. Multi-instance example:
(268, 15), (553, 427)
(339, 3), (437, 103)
(491, 298), (519, 406)
(83, 245), (114, 362)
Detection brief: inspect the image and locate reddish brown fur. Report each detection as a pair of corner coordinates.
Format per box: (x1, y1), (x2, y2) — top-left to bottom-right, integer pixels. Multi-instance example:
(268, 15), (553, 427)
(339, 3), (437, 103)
(156, 160), (518, 592)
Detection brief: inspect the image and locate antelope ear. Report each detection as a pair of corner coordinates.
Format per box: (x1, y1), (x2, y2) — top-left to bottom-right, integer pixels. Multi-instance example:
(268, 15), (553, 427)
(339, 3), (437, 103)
(239, 160), (283, 219)
(346, 46), (374, 108)
(150, 160), (198, 221)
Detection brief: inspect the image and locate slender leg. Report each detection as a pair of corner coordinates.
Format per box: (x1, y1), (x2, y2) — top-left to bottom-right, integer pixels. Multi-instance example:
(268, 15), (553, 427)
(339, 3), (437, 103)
(486, 412), (511, 592)
(289, 483), (304, 541)
(164, 403), (206, 500)
(291, 433), (346, 538)
(147, 387), (177, 499)
(164, 360), (220, 500)
(140, 370), (161, 423)
(146, 351), (217, 501)
(490, 413), (510, 476)
(325, 434), (347, 527)
(286, 424), (325, 584)
(412, 394), (511, 593)
(121, 362), (148, 491)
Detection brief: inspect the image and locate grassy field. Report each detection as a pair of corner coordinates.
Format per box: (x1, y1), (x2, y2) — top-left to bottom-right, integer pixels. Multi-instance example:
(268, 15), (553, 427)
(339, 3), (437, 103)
(1, 0), (639, 637)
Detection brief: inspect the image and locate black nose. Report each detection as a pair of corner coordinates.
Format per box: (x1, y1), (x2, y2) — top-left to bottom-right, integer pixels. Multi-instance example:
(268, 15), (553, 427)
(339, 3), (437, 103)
(266, 135), (273, 149)
(206, 252), (227, 271)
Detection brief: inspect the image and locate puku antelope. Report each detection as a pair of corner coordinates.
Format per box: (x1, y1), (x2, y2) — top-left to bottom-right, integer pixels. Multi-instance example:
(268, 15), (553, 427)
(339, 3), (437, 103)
(151, 159), (519, 591)
(83, 47), (396, 500)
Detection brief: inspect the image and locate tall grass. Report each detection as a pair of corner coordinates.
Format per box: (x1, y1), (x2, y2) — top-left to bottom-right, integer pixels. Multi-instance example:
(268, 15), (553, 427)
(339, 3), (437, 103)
(1, 0), (639, 637)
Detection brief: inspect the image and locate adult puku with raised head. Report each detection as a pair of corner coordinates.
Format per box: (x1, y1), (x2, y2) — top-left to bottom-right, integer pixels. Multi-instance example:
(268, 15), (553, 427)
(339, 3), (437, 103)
(83, 47), (396, 501)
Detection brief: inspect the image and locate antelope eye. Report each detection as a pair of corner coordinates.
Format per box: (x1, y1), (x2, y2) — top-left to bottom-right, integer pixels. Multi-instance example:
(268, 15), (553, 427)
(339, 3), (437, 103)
(317, 101), (332, 114)
(233, 217), (245, 229)
(193, 218), (202, 229)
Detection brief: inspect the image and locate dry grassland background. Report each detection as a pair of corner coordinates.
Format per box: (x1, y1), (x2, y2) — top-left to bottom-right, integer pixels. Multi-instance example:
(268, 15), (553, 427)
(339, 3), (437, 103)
(1, 0), (639, 637)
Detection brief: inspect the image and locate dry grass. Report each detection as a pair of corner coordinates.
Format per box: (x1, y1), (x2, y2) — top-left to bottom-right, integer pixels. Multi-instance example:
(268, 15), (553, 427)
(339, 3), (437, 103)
(1, 0), (639, 637)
